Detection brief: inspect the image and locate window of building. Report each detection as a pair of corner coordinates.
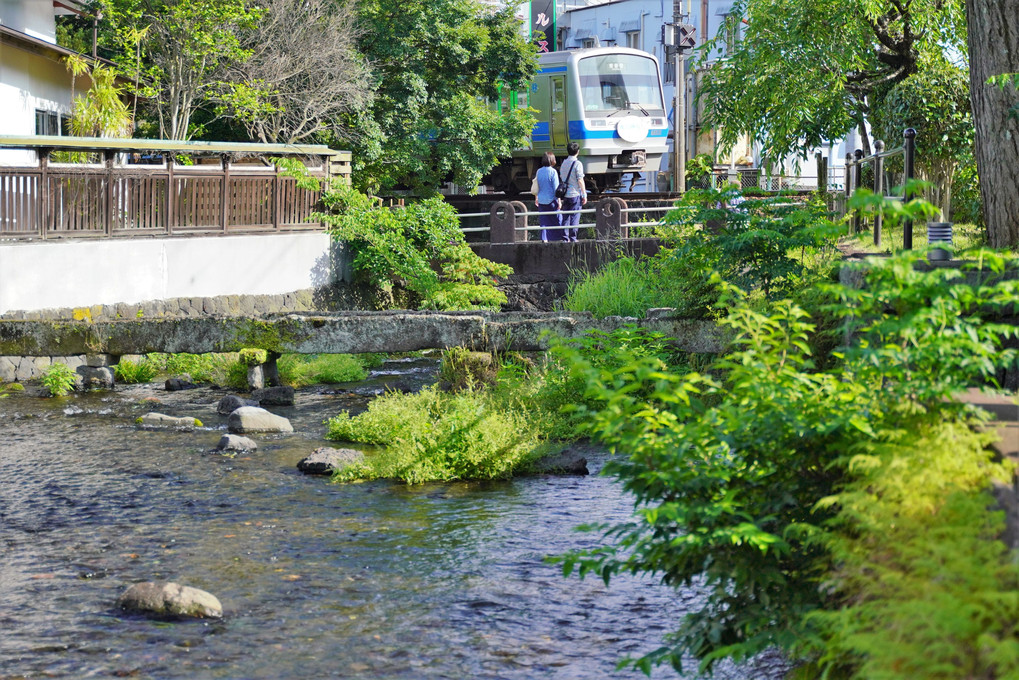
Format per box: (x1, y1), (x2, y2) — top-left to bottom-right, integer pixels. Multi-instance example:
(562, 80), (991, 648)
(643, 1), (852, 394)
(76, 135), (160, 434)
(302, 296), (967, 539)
(625, 30), (641, 50)
(35, 109), (60, 136)
(582, 38), (597, 48)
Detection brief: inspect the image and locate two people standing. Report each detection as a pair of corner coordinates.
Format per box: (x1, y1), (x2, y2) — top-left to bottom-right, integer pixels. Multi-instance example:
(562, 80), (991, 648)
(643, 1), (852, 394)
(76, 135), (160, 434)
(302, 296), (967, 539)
(533, 142), (587, 242)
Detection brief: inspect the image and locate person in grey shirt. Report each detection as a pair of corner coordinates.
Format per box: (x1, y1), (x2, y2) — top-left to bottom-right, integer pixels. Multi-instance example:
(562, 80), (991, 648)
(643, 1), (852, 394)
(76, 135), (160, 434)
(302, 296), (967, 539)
(557, 142), (587, 242)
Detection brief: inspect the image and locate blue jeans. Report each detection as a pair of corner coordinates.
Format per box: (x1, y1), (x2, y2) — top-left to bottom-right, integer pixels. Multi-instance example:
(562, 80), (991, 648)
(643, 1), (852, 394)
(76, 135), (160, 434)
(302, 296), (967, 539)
(538, 201), (561, 242)
(560, 196), (582, 241)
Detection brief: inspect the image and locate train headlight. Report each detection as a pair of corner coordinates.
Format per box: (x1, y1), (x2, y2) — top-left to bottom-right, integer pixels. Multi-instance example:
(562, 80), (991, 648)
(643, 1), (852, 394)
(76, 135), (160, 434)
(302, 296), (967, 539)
(616, 117), (650, 143)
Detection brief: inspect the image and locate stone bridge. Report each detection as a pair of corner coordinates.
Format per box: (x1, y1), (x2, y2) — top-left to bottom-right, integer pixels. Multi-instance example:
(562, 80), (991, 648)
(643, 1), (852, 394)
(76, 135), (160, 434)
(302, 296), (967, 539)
(0, 310), (726, 359)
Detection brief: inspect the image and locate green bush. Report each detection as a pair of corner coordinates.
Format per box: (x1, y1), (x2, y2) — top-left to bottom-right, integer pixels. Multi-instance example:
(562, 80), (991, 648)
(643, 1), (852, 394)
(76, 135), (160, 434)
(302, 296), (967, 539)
(113, 358), (158, 384)
(317, 185), (513, 310)
(41, 362), (77, 397)
(556, 251), (1019, 676)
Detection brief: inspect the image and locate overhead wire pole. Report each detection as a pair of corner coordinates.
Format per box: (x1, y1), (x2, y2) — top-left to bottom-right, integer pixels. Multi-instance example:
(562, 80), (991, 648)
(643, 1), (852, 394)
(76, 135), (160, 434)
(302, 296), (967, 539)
(668, 3), (694, 194)
(673, 0), (684, 195)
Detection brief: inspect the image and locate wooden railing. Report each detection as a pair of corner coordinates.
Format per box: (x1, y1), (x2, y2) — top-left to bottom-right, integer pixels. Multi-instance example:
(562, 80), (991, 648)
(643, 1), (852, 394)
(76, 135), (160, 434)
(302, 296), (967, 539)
(0, 136), (350, 240)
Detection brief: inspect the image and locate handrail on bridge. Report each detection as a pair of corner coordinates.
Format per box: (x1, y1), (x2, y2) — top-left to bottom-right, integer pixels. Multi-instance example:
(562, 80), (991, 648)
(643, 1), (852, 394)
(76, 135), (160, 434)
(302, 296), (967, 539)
(842, 128), (917, 249)
(0, 135), (351, 241)
(458, 199), (678, 242)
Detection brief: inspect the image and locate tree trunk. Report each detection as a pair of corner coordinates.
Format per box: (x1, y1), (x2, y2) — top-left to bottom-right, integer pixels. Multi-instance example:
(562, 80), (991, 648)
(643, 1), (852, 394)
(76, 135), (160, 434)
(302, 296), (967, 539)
(966, 0), (1019, 248)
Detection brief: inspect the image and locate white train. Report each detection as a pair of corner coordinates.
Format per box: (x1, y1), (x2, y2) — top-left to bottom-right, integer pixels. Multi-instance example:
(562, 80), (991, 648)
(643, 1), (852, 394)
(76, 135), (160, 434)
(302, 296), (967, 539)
(488, 47), (669, 194)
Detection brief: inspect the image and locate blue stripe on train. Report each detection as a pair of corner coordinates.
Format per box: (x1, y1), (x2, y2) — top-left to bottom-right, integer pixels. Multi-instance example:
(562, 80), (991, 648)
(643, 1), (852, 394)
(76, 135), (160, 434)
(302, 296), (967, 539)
(530, 121), (668, 142)
(537, 66), (568, 74)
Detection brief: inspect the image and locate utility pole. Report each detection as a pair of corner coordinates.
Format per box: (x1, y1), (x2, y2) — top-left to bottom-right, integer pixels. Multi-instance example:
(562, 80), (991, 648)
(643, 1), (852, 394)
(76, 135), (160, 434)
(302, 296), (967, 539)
(667, 5), (695, 194)
(673, 0), (684, 195)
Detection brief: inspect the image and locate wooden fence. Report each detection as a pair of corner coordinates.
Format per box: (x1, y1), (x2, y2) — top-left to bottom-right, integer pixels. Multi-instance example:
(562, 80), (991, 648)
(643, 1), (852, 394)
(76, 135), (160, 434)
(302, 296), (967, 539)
(0, 136), (350, 240)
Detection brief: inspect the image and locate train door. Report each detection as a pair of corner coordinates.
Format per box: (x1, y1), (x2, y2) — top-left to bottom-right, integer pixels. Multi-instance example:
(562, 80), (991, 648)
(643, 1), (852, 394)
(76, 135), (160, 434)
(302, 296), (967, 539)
(550, 76), (567, 148)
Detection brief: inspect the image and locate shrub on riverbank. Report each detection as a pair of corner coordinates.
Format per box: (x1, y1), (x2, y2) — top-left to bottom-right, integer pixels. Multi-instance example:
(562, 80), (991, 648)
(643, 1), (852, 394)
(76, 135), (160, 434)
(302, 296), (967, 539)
(558, 252), (1019, 677)
(325, 328), (681, 483)
(563, 188), (843, 319)
(317, 185), (513, 311)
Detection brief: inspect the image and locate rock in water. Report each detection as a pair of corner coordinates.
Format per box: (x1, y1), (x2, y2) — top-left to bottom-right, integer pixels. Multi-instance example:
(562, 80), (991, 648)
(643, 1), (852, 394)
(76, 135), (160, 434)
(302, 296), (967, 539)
(216, 394), (259, 415)
(297, 447), (365, 475)
(165, 376), (198, 391)
(251, 386), (295, 406)
(216, 434), (258, 451)
(117, 581), (222, 618)
(531, 449), (589, 475)
(136, 412), (203, 429)
(227, 406), (293, 434)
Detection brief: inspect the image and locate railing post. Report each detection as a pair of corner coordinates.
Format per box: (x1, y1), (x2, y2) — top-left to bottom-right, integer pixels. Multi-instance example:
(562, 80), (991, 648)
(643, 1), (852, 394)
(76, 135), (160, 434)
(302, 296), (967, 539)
(873, 139), (884, 247)
(903, 128), (916, 250)
(595, 197), (628, 239)
(852, 148), (864, 234)
(272, 161), (281, 231)
(105, 150), (115, 236)
(220, 154), (230, 233)
(39, 148), (50, 239)
(163, 152), (175, 235)
(489, 200), (522, 243)
(843, 152), (852, 219)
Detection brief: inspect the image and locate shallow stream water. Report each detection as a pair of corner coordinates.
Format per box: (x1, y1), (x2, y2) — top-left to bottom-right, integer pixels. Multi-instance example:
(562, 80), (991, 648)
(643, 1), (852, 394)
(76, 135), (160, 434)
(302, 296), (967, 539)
(0, 358), (787, 679)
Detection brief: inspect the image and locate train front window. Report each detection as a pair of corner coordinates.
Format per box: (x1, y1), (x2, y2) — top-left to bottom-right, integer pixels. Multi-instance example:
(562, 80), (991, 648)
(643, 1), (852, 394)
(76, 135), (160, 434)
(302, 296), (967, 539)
(577, 55), (664, 113)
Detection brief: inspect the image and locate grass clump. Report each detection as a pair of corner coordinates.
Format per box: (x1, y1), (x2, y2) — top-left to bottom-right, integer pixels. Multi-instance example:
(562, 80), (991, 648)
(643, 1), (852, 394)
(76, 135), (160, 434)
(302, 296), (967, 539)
(326, 385), (551, 484)
(114, 358), (159, 384)
(278, 354), (370, 387)
(147, 353), (233, 384)
(0, 382), (25, 398)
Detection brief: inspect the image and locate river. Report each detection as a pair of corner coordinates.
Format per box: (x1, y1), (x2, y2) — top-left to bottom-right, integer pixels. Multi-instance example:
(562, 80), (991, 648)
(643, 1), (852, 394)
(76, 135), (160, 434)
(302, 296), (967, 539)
(0, 357), (787, 679)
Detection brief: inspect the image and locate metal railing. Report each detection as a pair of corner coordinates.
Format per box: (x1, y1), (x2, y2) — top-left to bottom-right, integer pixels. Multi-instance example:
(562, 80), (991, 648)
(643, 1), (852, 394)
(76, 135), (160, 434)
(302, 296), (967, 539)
(0, 136), (350, 240)
(459, 198), (679, 243)
(841, 128), (917, 248)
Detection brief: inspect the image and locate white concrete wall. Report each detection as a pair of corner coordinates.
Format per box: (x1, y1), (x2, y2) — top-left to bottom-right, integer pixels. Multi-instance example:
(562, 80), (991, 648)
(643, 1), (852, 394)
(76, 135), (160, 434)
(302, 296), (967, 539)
(0, 0), (58, 42)
(0, 232), (339, 314)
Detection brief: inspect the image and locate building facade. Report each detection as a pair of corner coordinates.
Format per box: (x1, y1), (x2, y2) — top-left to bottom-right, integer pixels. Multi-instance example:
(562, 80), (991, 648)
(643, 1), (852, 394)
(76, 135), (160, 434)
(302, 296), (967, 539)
(554, 0), (849, 191)
(0, 0), (89, 163)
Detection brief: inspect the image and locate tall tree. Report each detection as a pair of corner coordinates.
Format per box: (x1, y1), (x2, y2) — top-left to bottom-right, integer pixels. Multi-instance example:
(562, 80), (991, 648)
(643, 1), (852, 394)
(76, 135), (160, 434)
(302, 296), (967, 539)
(699, 0), (965, 161)
(966, 0), (1019, 248)
(352, 0), (537, 194)
(223, 0), (373, 144)
(101, 0), (260, 140)
(870, 56), (973, 219)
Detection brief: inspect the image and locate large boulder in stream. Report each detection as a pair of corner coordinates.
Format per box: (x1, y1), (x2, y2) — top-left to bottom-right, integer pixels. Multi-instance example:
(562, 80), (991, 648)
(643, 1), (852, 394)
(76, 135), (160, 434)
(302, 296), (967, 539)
(227, 406), (293, 434)
(117, 581), (222, 619)
(216, 394), (259, 415)
(297, 447), (365, 475)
